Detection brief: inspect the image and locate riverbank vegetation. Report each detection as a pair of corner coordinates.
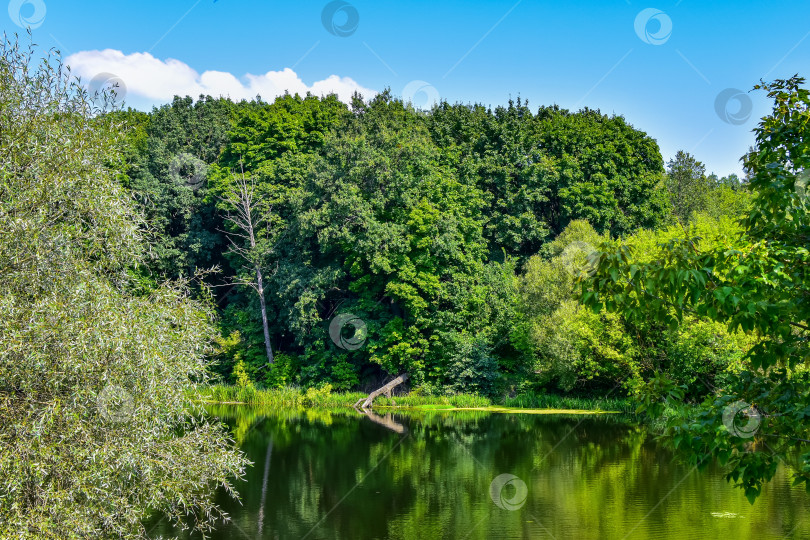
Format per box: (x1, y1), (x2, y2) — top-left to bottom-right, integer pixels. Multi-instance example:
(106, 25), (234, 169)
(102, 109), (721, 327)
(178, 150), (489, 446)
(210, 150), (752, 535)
(0, 38), (247, 538)
(117, 76), (752, 401)
(2, 33), (808, 538)
(193, 384), (634, 413)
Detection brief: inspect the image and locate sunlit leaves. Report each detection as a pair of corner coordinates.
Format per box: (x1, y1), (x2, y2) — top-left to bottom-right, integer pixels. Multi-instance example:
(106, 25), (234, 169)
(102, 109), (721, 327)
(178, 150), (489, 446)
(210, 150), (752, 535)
(0, 38), (247, 538)
(582, 77), (810, 502)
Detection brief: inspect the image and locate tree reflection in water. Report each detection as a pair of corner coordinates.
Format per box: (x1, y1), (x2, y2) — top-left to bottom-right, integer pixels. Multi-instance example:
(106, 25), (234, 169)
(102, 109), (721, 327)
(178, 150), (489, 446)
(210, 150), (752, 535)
(146, 407), (810, 539)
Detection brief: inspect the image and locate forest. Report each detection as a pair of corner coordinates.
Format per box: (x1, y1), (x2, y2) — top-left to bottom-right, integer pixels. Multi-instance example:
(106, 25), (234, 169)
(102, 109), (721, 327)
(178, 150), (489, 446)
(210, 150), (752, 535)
(118, 88), (751, 398)
(115, 73), (810, 505)
(2, 37), (808, 537)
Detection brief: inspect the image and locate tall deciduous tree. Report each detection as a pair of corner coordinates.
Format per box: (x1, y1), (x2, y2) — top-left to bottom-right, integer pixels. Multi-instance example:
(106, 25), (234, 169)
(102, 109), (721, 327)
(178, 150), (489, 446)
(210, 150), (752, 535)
(582, 77), (810, 502)
(0, 38), (246, 537)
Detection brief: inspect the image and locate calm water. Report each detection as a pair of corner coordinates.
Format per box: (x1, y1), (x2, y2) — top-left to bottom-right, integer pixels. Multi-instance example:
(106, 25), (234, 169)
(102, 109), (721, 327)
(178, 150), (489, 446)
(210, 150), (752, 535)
(146, 406), (809, 539)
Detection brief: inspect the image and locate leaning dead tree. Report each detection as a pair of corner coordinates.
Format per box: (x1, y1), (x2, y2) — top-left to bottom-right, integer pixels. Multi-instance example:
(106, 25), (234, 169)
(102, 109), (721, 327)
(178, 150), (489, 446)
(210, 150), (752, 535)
(220, 170), (274, 365)
(353, 373), (409, 410)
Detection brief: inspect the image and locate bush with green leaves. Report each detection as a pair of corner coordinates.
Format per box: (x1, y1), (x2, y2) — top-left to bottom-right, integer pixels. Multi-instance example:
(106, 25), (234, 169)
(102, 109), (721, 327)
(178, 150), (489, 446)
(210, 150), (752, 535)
(520, 218), (757, 397)
(582, 77), (810, 502)
(520, 221), (637, 392)
(262, 352), (302, 388)
(441, 331), (500, 397)
(0, 39), (246, 538)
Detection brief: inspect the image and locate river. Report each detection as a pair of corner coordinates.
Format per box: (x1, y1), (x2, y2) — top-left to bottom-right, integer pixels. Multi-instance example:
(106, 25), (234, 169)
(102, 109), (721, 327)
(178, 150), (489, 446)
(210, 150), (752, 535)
(145, 406), (809, 539)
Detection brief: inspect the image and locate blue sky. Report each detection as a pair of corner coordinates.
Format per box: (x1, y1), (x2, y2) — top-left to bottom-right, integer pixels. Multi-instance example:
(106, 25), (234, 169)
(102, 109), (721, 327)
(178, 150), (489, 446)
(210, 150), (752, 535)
(5, 0), (810, 176)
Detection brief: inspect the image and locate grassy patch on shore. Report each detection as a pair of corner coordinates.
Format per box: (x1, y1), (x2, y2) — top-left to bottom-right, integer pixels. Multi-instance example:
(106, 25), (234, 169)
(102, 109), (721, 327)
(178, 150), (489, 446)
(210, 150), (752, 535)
(193, 385), (634, 414)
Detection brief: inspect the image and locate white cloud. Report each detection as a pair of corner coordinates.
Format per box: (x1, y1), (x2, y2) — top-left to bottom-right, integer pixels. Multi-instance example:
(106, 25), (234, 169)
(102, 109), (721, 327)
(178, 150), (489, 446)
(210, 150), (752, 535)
(64, 49), (376, 107)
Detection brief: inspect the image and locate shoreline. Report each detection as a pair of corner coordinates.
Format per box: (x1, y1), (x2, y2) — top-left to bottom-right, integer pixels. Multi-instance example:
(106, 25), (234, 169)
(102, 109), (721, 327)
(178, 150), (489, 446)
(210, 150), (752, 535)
(196, 400), (620, 415)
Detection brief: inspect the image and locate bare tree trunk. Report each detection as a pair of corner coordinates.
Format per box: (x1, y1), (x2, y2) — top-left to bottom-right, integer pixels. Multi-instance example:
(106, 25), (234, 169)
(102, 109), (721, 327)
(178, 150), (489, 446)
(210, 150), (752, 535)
(221, 170), (275, 366)
(256, 265), (274, 365)
(353, 373), (409, 410)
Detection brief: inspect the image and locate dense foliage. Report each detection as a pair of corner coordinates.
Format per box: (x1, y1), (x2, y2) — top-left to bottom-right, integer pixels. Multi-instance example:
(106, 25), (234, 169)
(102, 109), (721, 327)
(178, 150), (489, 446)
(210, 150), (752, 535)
(5, 33), (804, 516)
(109, 70), (810, 502)
(119, 90), (678, 397)
(0, 40), (247, 537)
(582, 77), (810, 502)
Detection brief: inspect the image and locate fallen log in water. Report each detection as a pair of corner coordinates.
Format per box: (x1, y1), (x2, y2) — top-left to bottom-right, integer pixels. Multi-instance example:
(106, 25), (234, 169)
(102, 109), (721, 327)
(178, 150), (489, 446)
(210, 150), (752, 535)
(353, 373), (409, 410)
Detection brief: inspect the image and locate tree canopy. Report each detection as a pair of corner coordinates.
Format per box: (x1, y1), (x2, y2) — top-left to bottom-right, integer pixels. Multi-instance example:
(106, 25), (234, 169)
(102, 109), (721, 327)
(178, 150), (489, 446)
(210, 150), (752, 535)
(0, 38), (246, 537)
(582, 76), (810, 502)
(120, 89), (674, 394)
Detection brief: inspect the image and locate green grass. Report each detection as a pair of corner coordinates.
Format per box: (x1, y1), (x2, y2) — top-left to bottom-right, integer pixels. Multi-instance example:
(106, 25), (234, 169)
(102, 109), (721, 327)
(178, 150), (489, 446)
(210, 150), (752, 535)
(193, 385), (634, 414)
(502, 391), (635, 413)
(374, 393), (491, 409)
(193, 384), (367, 408)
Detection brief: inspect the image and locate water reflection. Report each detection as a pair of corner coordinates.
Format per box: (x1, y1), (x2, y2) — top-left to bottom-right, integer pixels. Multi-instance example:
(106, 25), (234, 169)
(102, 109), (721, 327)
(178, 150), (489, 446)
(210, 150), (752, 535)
(146, 407), (809, 539)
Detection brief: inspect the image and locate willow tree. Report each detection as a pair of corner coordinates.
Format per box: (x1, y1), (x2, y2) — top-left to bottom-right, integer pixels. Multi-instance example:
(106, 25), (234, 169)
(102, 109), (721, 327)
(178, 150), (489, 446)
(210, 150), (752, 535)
(0, 38), (247, 537)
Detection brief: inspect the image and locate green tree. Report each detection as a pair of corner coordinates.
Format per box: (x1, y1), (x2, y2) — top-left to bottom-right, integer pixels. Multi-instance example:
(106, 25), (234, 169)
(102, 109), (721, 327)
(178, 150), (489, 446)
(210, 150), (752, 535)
(582, 77), (810, 502)
(0, 39), (246, 537)
(212, 93), (352, 380)
(521, 216), (758, 397)
(428, 101), (670, 261)
(666, 150), (710, 224)
(521, 221), (638, 392)
(121, 96), (235, 279)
